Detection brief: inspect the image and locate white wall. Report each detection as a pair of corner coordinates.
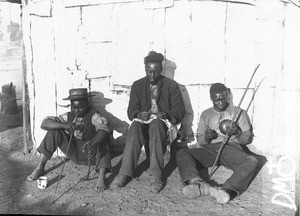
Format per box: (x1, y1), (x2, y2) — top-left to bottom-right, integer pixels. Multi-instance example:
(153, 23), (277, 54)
(22, 0), (300, 159)
(0, 2), (22, 101)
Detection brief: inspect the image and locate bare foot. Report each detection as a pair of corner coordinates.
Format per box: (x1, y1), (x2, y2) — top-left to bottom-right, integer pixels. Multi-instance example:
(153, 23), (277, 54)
(110, 174), (129, 189)
(95, 176), (107, 192)
(27, 168), (45, 182)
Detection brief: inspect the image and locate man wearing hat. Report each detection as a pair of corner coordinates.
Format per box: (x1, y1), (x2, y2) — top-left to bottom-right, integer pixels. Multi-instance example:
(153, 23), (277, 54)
(26, 88), (111, 191)
(176, 83), (258, 204)
(111, 51), (185, 193)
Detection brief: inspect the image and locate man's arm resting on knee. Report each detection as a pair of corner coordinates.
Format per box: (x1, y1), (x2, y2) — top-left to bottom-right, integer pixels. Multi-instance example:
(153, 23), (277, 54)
(40, 117), (72, 131)
(89, 129), (109, 147)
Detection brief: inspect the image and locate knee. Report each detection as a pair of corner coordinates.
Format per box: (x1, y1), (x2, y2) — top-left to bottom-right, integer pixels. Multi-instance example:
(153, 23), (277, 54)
(128, 121), (143, 133)
(176, 149), (189, 162)
(246, 155), (259, 168)
(150, 119), (164, 127)
(149, 119), (166, 131)
(45, 129), (62, 137)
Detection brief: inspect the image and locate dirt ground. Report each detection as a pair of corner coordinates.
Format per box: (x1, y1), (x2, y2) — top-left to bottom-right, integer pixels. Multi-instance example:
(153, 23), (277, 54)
(0, 112), (297, 216)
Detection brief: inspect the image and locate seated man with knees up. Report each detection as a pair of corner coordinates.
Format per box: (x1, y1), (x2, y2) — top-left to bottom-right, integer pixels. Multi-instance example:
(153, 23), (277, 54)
(176, 83), (258, 204)
(111, 51), (185, 193)
(27, 88), (111, 191)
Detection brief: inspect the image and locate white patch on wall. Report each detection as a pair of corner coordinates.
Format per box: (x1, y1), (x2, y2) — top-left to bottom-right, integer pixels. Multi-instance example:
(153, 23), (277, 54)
(143, 0), (174, 9)
(189, 1), (227, 84)
(28, 0), (52, 17)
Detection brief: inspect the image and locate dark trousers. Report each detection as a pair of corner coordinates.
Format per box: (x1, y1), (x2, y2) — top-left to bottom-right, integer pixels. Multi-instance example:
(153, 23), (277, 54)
(119, 119), (168, 178)
(176, 142), (258, 195)
(37, 130), (111, 171)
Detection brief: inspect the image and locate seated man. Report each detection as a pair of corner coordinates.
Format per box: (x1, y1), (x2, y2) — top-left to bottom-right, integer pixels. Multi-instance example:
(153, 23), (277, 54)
(111, 51), (185, 193)
(26, 88), (111, 191)
(176, 83), (258, 204)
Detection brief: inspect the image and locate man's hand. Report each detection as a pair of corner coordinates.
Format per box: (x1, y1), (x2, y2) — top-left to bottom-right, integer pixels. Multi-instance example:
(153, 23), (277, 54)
(137, 111), (150, 121)
(156, 111), (169, 120)
(205, 129), (218, 142)
(227, 122), (241, 136)
(176, 140), (188, 149)
(66, 122), (84, 133)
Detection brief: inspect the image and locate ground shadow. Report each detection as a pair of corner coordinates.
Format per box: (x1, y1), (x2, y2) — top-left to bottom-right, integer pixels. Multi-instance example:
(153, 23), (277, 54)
(0, 149), (33, 214)
(164, 58), (194, 140)
(0, 112), (23, 133)
(133, 157), (150, 179)
(47, 175), (65, 188)
(106, 159), (123, 186)
(162, 141), (180, 182)
(90, 91), (129, 154)
(45, 157), (70, 174)
(17, 196), (94, 215)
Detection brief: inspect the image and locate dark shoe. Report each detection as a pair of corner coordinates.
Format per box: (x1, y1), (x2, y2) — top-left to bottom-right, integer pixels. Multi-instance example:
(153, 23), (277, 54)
(111, 175), (130, 188)
(26, 168), (45, 182)
(150, 178), (163, 193)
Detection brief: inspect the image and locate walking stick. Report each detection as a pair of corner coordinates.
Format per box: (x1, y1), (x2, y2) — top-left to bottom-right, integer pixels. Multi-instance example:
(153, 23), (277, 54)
(52, 130), (74, 204)
(209, 64), (260, 179)
(81, 141), (92, 181)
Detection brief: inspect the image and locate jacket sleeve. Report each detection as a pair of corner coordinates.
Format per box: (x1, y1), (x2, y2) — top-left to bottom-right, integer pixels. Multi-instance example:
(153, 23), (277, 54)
(127, 81), (141, 121)
(166, 83), (185, 125)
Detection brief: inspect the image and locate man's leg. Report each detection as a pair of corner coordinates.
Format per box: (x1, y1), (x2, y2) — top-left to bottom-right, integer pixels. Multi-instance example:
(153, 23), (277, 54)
(176, 145), (232, 204)
(93, 136), (111, 192)
(111, 121), (146, 188)
(147, 119), (168, 193)
(26, 153), (48, 181)
(176, 147), (216, 185)
(27, 130), (73, 181)
(219, 143), (259, 196)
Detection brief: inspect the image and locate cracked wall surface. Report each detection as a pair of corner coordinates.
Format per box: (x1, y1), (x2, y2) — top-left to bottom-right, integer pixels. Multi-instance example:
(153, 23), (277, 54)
(21, 0), (300, 158)
(0, 2), (22, 100)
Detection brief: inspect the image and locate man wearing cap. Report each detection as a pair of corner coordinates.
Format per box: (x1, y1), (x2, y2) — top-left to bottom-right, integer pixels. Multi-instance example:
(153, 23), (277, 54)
(26, 88), (111, 192)
(111, 51), (185, 193)
(176, 83), (258, 204)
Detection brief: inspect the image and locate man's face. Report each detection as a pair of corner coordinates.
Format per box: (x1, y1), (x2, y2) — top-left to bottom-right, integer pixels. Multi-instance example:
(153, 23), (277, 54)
(211, 90), (229, 112)
(145, 62), (162, 85)
(70, 99), (89, 117)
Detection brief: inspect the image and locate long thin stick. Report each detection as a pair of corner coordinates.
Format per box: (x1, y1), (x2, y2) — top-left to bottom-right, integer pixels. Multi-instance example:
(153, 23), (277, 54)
(52, 130), (74, 204)
(51, 165), (96, 204)
(245, 77), (267, 113)
(209, 64), (260, 179)
(82, 141), (91, 181)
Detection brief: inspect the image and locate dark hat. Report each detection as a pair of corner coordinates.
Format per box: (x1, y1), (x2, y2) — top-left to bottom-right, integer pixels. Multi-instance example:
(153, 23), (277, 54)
(63, 88), (95, 100)
(144, 51), (164, 64)
(209, 83), (228, 95)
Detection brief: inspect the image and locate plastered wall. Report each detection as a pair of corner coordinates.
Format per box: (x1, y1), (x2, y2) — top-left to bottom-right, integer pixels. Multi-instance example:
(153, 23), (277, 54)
(22, 0), (300, 159)
(0, 2), (22, 100)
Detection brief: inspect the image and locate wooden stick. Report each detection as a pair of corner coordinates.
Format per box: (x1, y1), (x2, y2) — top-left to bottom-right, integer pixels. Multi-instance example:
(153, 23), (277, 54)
(209, 64), (260, 179)
(52, 131), (74, 204)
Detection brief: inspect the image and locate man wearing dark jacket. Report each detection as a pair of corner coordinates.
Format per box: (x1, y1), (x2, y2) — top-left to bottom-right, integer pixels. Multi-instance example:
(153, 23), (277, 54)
(26, 88), (111, 191)
(111, 51), (185, 193)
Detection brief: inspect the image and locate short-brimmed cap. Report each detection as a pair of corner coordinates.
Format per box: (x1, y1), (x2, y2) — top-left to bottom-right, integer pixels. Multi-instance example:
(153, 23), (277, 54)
(62, 88), (95, 100)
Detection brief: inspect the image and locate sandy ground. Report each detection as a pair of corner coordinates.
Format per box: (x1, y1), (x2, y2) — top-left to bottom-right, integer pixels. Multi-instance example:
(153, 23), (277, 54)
(0, 112), (297, 216)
